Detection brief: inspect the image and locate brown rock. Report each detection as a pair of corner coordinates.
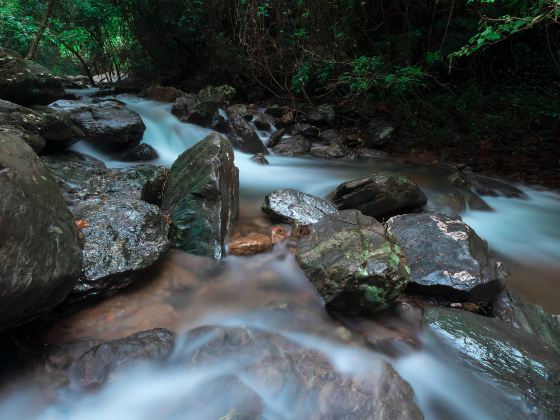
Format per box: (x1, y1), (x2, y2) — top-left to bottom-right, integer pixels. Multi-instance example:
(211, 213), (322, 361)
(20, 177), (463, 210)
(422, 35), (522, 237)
(228, 233), (272, 256)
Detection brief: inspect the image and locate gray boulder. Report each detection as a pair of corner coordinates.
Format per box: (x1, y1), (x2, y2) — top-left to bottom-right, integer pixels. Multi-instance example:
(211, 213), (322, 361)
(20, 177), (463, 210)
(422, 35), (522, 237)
(162, 133), (239, 259)
(226, 104), (268, 154)
(386, 213), (507, 302)
(330, 174), (427, 219)
(0, 48), (65, 105)
(171, 93), (219, 126)
(272, 134), (311, 156)
(261, 189), (337, 225)
(310, 142), (345, 159)
(64, 100), (145, 148)
(0, 132), (82, 328)
(296, 210), (410, 315)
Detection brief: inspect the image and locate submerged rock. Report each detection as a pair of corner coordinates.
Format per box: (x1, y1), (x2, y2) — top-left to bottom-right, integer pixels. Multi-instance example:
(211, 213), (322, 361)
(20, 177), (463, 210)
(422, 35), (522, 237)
(466, 173), (528, 199)
(69, 197), (170, 303)
(272, 134), (311, 156)
(228, 233), (272, 256)
(162, 133), (239, 259)
(261, 189), (337, 225)
(250, 153), (269, 165)
(0, 48), (65, 105)
(175, 325), (422, 420)
(226, 104), (268, 154)
(386, 213), (507, 302)
(425, 306), (560, 419)
(330, 174), (427, 219)
(0, 133), (82, 329)
(171, 93), (219, 126)
(63, 100), (145, 148)
(296, 210), (410, 315)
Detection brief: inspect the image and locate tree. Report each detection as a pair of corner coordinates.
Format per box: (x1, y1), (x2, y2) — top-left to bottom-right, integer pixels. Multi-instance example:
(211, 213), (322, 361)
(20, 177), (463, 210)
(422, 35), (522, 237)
(26, 0), (55, 60)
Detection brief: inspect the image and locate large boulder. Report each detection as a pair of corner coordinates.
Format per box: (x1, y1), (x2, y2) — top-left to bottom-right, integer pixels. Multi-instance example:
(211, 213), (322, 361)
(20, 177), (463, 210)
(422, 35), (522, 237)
(42, 152), (171, 303)
(68, 197), (170, 304)
(261, 189), (337, 225)
(0, 99), (83, 152)
(296, 210), (410, 315)
(226, 104), (268, 154)
(0, 132), (82, 328)
(171, 93), (219, 126)
(0, 48), (65, 106)
(162, 133), (239, 259)
(173, 325), (422, 420)
(330, 174), (427, 219)
(64, 100), (145, 148)
(197, 84), (236, 104)
(272, 134), (311, 156)
(386, 213), (507, 302)
(425, 306), (560, 419)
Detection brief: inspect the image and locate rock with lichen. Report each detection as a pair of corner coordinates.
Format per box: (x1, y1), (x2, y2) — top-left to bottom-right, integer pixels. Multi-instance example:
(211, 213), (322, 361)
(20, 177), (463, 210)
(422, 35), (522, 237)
(295, 209), (410, 315)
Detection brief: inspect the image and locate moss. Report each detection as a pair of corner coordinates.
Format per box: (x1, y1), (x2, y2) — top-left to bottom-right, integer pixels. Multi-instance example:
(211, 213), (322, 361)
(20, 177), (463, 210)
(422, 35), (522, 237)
(363, 284), (386, 305)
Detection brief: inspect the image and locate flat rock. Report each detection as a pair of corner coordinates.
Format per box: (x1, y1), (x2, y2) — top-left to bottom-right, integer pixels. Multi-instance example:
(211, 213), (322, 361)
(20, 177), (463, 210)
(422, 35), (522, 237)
(0, 132), (82, 328)
(261, 189), (337, 225)
(386, 212), (507, 302)
(228, 233), (272, 256)
(330, 174), (427, 219)
(296, 210), (410, 315)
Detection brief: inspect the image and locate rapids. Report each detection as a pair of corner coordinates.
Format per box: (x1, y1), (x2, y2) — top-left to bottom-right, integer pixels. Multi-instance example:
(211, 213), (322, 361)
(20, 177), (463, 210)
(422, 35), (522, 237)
(4, 91), (558, 419)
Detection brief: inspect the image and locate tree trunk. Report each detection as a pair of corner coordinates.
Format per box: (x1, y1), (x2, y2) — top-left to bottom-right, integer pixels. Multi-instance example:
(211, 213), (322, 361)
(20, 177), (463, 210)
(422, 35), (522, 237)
(61, 42), (95, 85)
(26, 0), (55, 60)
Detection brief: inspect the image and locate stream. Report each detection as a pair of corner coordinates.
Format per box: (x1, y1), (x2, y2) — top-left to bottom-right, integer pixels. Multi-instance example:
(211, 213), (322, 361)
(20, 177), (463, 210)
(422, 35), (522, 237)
(3, 92), (559, 419)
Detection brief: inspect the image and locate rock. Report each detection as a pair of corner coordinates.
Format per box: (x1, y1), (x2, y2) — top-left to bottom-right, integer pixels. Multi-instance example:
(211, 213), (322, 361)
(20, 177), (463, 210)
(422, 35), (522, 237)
(64, 101), (145, 148)
(162, 133), (239, 259)
(493, 289), (560, 355)
(197, 85), (236, 105)
(362, 119), (394, 149)
(425, 306), (560, 419)
(272, 135), (311, 156)
(319, 128), (345, 146)
(112, 77), (147, 94)
(228, 233), (272, 256)
(171, 93), (219, 126)
(226, 104), (268, 154)
(43, 153), (169, 207)
(71, 329), (175, 388)
(209, 114), (227, 132)
(175, 325), (422, 419)
(0, 99), (82, 152)
(68, 197), (170, 303)
(303, 104), (336, 125)
(296, 210), (410, 315)
(386, 213), (507, 302)
(0, 48), (65, 105)
(0, 132), (82, 328)
(30, 105), (84, 150)
(465, 173), (528, 199)
(118, 143), (158, 162)
(261, 189), (337, 225)
(60, 75), (90, 89)
(330, 174), (427, 219)
(267, 128), (285, 147)
(141, 85), (184, 102)
(293, 123), (320, 138)
(310, 143), (345, 159)
(250, 153), (269, 165)
(264, 105), (290, 118)
(252, 113), (274, 131)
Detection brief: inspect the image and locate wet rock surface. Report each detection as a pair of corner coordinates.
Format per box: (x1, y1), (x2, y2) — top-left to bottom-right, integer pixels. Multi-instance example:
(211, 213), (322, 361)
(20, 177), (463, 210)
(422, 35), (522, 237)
(0, 133), (82, 329)
(0, 99), (83, 152)
(310, 142), (345, 159)
(174, 325), (422, 420)
(386, 213), (507, 302)
(330, 174), (427, 219)
(68, 197), (170, 304)
(226, 104), (268, 154)
(162, 133), (239, 259)
(171, 93), (219, 126)
(142, 85), (184, 103)
(118, 143), (158, 162)
(272, 134), (311, 156)
(425, 306), (560, 419)
(296, 210), (410, 315)
(0, 48), (65, 106)
(228, 233), (272, 256)
(261, 189), (337, 225)
(62, 100), (145, 148)
(466, 173), (528, 199)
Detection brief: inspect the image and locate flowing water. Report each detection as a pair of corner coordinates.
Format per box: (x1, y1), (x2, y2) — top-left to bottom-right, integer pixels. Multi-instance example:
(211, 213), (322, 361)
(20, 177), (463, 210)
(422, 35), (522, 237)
(3, 92), (559, 419)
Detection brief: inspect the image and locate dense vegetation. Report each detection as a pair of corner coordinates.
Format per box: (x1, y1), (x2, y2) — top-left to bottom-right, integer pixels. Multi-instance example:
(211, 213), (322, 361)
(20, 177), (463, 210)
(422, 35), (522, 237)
(1, 0), (559, 181)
